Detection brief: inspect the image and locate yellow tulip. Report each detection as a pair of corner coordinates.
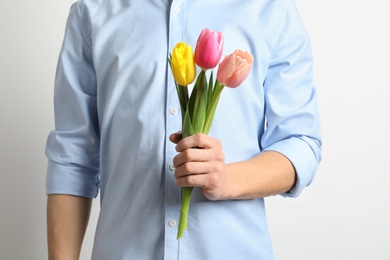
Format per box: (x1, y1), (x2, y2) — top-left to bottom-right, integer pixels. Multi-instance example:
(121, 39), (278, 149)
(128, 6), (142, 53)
(171, 42), (196, 86)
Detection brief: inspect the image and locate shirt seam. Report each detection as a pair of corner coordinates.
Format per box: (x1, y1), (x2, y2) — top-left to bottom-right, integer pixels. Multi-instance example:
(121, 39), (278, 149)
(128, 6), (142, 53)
(76, 2), (93, 54)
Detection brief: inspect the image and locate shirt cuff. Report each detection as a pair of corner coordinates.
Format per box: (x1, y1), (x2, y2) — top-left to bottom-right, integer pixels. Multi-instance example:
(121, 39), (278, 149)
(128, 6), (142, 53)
(263, 136), (321, 198)
(46, 160), (99, 198)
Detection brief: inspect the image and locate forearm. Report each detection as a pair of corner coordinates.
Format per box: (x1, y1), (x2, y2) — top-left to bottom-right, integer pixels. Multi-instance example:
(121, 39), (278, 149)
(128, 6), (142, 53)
(223, 151), (296, 200)
(47, 194), (92, 260)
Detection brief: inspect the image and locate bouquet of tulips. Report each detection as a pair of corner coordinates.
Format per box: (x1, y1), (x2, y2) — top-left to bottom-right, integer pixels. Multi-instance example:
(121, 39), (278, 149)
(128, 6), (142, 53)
(168, 28), (254, 239)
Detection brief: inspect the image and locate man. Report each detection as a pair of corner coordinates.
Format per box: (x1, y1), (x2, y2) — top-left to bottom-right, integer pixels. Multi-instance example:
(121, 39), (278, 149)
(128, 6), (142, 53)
(46, 0), (321, 259)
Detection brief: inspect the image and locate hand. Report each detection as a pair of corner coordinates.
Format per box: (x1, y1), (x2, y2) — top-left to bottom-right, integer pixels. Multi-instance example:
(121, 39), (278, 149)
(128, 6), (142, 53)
(169, 132), (227, 201)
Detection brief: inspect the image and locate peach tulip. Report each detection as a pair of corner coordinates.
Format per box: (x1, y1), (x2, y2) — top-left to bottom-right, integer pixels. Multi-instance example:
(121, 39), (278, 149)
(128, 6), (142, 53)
(217, 50), (254, 88)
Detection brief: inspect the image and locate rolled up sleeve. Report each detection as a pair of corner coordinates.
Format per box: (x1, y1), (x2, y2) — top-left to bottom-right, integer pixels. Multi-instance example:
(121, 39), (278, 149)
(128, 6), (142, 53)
(45, 3), (100, 198)
(262, 0), (322, 198)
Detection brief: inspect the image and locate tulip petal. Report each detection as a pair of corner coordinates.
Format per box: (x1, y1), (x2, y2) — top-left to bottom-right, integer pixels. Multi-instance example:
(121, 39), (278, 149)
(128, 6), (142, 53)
(217, 50), (253, 88)
(171, 42), (196, 86)
(194, 28), (224, 70)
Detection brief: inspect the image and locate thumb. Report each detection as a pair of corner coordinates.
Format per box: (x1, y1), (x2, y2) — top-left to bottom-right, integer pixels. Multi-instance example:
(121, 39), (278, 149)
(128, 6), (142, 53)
(169, 131), (182, 144)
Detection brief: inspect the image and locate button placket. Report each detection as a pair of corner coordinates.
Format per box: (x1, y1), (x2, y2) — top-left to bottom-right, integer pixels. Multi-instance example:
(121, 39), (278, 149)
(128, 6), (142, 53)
(164, 0), (186, 256)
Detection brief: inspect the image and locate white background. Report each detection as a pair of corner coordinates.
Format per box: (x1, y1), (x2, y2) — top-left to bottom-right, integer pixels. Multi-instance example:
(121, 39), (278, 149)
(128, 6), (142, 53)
(0, 0), (389, 259)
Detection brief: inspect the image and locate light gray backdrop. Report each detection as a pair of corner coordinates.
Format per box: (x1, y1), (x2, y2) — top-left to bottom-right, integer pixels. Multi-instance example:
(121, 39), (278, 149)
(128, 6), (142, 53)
(0, 0), (389, 259)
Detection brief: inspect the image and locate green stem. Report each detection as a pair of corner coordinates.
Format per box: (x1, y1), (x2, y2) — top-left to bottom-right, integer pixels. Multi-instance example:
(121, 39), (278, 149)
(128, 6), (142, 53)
(207, 71), (214, 106)
(177, 187), (193, 239)
(203, 83), (224, 134)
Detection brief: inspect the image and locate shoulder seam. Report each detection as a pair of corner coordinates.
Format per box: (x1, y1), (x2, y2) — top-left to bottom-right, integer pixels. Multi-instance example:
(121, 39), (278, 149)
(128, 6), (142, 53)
(75, 1), (93, 52)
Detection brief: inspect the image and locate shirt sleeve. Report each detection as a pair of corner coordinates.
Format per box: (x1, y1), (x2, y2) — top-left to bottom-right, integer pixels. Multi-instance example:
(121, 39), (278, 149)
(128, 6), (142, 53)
(45, 2), (100, 198)
(261, 0), (322, 198)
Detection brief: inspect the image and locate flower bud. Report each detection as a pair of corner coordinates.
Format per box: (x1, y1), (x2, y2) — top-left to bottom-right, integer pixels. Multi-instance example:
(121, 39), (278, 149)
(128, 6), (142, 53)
(171, 42), (196, 86)
(217, 50), (253, 88)
(194, 28), (224, 70)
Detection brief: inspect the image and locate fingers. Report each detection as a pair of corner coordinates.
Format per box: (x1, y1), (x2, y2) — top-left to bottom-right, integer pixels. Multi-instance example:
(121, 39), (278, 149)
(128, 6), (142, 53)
(173, 147), (224, 173)
(169, 132), (220, 150)
(171, 133), (227, 200)
(174, 161), (226, 201)
(175, 170), (215, 188)
(175, 133), (222, 152)
(174, 159), (225, 179)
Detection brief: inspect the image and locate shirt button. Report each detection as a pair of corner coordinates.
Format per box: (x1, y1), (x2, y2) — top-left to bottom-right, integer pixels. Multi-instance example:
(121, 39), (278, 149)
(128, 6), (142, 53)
(174, 6), (180, 14)
(168, 219), (177, 227)
(169, 108), (178, 115)
(169, 164), (175, 171)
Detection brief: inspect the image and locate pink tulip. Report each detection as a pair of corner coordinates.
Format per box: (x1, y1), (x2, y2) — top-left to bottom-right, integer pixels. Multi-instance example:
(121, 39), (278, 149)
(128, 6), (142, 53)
(194, 28), (224, 70)
(216, 50), (254, 88)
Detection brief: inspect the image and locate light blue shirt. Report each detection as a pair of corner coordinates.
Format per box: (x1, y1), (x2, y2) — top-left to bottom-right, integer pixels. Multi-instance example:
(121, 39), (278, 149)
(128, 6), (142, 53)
(45, 0), (321, 259)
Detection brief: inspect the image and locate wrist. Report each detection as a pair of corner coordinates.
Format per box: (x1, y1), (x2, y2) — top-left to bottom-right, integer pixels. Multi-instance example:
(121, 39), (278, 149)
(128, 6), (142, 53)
(217, 164), (237, 200)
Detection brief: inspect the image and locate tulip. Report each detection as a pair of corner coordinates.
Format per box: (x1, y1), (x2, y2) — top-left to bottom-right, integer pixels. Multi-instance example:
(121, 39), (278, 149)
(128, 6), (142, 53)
(217, 50), (254, 88)
(194, 28), (224, 70)
(168, 31), (254, 240)
(171, 42), (196, 86)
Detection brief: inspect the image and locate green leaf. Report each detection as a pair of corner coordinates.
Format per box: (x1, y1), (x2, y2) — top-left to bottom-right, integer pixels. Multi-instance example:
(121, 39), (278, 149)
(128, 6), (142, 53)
(182, 106), (194, 138)
(175, 83), (186, 117)
(187, 79), (199, 122)
(193, 71), (208, 133)
(203, 82), (224, 134)
(177, 84), (189, 120)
